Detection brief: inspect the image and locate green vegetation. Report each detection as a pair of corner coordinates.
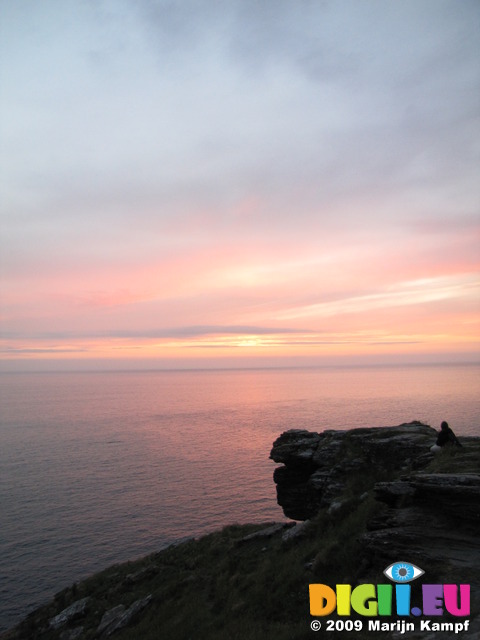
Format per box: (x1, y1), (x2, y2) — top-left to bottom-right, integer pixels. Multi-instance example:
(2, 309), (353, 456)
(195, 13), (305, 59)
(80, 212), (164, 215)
(8, 504), (382, 640)
(426, 437), (480, 474)
(4, 436), (478, 640)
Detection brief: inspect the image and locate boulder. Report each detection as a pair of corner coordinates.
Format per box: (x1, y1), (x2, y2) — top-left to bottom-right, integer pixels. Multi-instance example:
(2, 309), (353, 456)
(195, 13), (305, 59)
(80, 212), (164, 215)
(49, 597), (90, 630)
(99, 595), (152, 637)
(97, 605), (126, 635)
(281, 520), (311, 542)
(237, 522), (293, 544)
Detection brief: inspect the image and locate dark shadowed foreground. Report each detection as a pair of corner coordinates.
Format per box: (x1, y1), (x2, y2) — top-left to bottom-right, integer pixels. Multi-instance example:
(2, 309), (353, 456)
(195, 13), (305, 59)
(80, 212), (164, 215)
(2, 423), (479, 640)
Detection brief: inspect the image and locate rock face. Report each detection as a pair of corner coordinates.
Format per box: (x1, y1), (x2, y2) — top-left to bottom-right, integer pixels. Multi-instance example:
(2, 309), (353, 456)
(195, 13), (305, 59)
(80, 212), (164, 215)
(270, 422), (437, 520)
(96, 596), (152, 637)
(271, 422), (480, 639)
(49, 598), (90, 631)
(364, 472), (480, 639)
(363, 473), (480, 565)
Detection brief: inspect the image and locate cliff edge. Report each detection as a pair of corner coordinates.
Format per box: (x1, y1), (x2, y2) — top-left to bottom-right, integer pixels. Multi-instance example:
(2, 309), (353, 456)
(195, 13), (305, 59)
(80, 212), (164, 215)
(271, 421), (479, 638)
(270, 421), (439, 520)
(2, 422), (479, 640)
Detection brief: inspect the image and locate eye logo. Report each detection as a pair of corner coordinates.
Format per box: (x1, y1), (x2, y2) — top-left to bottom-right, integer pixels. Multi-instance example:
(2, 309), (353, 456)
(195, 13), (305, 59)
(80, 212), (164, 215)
(384, 561), (424, 583)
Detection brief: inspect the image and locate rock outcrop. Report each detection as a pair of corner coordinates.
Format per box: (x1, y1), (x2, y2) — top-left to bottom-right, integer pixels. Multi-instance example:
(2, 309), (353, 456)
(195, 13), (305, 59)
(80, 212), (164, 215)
(270, 422), (437, 520)
(271, 422), (480, 639)
(49, 598), (90, 631)
(364, 471), (480, 639)
(96, 596), (152, 637)
(363, 472), (480, 569)
(3, 422), (478, 640)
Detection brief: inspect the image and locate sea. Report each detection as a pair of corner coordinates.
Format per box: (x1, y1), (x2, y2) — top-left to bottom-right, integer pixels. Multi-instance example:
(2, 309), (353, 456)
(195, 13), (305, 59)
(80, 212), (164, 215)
(0, 364), (479, 631)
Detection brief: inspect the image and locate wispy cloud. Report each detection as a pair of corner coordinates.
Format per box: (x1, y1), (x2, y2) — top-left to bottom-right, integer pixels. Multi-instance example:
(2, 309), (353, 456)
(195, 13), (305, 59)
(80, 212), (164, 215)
(278, 274), (480, 320)
(1, 325), (308, 341)
(0, 348), (87, 355)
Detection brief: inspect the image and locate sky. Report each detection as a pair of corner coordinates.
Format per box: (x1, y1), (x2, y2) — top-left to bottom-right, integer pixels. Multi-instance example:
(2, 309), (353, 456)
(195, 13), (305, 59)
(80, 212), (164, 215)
(1, 0), (479, 371)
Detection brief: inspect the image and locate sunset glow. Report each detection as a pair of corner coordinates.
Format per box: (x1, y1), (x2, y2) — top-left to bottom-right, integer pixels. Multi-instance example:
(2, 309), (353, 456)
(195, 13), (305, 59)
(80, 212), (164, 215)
(1, 1), (479, 370)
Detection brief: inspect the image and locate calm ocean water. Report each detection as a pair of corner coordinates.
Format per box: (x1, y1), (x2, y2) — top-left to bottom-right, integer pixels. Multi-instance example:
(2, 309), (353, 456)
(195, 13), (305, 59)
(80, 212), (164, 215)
(0, 364), (479, 630)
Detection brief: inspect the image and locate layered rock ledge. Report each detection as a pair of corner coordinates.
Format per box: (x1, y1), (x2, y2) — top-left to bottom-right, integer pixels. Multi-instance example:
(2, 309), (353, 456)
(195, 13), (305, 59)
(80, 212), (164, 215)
(270, 421), (437, 520)
(271, 422), (480, 639)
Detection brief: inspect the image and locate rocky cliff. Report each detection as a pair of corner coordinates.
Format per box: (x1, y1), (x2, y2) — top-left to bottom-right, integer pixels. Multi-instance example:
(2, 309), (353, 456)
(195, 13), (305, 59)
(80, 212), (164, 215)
(271, 422), (480, 639)
(3, 422), (479, 640)
(270, 421), (438, 520)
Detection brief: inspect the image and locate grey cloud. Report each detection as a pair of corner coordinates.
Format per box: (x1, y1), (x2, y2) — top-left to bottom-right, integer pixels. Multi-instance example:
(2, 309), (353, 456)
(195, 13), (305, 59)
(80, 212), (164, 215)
(107, 325), (309, 339)
(0, 348), (87, 354)
(1, 0), (479, 270)
(409, 213), (480, 235)
(2, 325), (311, 341)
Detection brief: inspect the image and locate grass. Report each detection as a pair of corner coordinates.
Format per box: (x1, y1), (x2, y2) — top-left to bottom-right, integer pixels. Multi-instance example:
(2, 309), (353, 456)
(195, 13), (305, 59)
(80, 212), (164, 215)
(6, 508), (379, 640)
(4, 434), (478, 640)
(426, 437), (480, 474)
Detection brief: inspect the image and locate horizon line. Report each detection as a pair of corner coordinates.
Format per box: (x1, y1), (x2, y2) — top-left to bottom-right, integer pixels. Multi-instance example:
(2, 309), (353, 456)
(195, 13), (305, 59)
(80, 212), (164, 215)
(1, 359), (479, 376)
